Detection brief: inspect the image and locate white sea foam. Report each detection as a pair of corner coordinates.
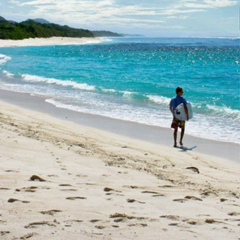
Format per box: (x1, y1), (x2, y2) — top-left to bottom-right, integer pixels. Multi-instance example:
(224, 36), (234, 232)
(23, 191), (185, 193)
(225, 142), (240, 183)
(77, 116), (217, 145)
(147, 95), (171, 105)
(3, 70), (14, 78)
(206, 104), (240, 119)
(122, 91), (136, 98)
(22, 74), (96, 91)
(0, 54), (11, 66)
(101, 88), (117, 93)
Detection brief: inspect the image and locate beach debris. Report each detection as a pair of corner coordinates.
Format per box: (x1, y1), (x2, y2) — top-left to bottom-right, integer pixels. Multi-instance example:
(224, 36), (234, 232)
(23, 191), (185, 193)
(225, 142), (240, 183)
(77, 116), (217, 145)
(29, 175), (46, 182)
(186, 167), (200, 174)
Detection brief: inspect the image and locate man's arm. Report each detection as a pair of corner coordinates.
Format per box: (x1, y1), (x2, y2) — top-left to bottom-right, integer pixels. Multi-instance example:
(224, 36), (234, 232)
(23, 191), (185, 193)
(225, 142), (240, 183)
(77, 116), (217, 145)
(169, 100), (174, 116)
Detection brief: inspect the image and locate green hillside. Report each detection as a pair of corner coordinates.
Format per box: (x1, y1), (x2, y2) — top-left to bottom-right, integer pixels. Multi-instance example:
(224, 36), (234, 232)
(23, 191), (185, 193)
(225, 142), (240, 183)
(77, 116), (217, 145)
(0, 17), (94, 40)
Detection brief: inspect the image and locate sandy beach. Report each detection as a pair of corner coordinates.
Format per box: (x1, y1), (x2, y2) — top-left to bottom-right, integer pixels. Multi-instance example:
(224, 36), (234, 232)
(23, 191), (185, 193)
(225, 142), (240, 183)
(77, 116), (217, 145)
(0, 90), (239, 240)
(0, 37), (104, 48)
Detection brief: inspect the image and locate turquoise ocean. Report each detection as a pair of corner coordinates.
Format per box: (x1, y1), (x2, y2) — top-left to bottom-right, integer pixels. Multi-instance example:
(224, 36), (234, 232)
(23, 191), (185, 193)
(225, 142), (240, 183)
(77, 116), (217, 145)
(0, 37), (239, 143)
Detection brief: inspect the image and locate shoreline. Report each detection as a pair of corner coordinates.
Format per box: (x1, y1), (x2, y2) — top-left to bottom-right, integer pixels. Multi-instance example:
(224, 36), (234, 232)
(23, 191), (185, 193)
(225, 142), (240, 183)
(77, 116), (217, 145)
(0, 89), (239, 162)
(0, 36), (106, 48)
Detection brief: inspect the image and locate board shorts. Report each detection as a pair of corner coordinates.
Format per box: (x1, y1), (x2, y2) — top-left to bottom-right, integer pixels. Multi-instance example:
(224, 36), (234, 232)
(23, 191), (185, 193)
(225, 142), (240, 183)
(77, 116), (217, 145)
(171, 118), (185, 130)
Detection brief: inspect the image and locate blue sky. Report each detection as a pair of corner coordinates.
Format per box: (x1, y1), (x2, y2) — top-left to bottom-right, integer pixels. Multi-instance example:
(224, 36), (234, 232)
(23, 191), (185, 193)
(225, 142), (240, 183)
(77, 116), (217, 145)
(1, 0), (239, 37)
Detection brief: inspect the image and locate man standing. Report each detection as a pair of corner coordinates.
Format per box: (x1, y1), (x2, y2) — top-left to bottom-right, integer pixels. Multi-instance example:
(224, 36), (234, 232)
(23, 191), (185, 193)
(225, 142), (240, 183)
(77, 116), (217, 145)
(169, 87), (189, 147)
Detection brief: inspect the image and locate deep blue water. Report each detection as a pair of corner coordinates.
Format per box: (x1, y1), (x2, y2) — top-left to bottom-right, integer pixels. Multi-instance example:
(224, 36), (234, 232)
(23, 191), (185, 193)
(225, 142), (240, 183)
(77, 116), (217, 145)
(0, 37), (239, 143)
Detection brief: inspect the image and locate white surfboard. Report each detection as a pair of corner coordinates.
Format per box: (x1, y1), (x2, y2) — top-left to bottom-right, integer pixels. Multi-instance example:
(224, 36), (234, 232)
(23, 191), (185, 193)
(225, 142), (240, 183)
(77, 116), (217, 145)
(174, 102), (193, 121)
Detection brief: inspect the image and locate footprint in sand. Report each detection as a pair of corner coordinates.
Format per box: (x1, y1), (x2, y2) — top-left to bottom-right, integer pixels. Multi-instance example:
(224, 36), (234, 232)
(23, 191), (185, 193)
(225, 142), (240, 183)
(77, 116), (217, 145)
(0, 187), (10, 190)
(173, 198), (187, 203)
(95, 225), (106, 229)
(228, 212), (240, 216)
(8, 198), (30, 204)
(128, 223), (147, 227)
(5, 170), (19, 173)
(123, 185), (144, 190)
(61, 189), (78, 192)
(59, 184), (77, 192)
(112, 225), (119, 228)
(104, 187), (121, 193)
(40, 210), (62, 216)
(142, 190), (165, 197)
(48, 174), (58, 177)
(185, 196), (203, 201)
(200, 191), (218, 197)
(64, 219), (83, 227)
(29, 175), (46, 182)
(90, 219), (101, 223)
(110, 213), (146, 221)
(16, 186), (38, 193)
(0, 231), (10, 236)
(160, 215), (180, 221)
(66, 197), (86, 200)
(186, 167), (200, 174)
(20, 233), (38, 239)
(127, 199), (146, 204)
(25, 221), (58, 229)
(59, 184), (72, 187)
(173, 196), (203, 203)
(205, 219), (218, 224)
(76, 174), (88, 178)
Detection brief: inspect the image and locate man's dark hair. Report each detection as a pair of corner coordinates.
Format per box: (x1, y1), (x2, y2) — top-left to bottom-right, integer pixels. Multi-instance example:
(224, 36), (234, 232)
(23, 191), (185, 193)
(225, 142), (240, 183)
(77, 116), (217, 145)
(176, 87), (183, 94)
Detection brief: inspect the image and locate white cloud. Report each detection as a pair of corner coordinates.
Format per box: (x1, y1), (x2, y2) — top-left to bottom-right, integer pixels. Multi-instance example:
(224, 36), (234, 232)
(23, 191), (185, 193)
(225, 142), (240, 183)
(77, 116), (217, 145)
(204, 0), (238, 8)
(179, 0), (238, 9)
(4, 0), (239, 36)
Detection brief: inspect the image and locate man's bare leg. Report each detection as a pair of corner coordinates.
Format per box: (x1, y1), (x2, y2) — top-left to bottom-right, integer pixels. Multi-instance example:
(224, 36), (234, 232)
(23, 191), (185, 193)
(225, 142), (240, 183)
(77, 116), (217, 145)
(180, 128), (185, 146)
(174, 128), (178, 147)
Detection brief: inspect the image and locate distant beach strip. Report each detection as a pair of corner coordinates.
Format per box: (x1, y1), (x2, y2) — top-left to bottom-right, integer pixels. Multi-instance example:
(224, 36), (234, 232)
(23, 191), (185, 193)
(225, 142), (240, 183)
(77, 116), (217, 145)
(0, 37), (108, 48)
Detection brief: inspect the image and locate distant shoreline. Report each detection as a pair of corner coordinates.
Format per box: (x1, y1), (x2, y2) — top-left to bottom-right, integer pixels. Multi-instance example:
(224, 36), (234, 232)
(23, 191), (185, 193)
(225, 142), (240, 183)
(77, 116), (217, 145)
(0, 37), (107, 48)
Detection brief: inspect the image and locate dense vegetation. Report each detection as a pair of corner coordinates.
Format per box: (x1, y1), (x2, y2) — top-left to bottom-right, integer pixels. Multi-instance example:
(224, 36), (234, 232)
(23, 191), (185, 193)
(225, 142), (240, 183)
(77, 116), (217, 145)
(92, 30), (123, 37)
(0, 17), (93, 40)
(0, 16), (123, 40)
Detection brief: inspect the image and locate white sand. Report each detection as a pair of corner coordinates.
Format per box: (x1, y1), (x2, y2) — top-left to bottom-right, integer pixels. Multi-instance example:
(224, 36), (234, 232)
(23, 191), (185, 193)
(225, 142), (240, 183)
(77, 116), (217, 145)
(0, 100), (239, 240)
(0, 37), (105, 48)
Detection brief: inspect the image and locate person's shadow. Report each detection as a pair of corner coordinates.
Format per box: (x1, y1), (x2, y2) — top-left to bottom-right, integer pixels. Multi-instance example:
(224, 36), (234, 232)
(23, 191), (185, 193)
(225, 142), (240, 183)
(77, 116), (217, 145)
(177, 145), (197, 152)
